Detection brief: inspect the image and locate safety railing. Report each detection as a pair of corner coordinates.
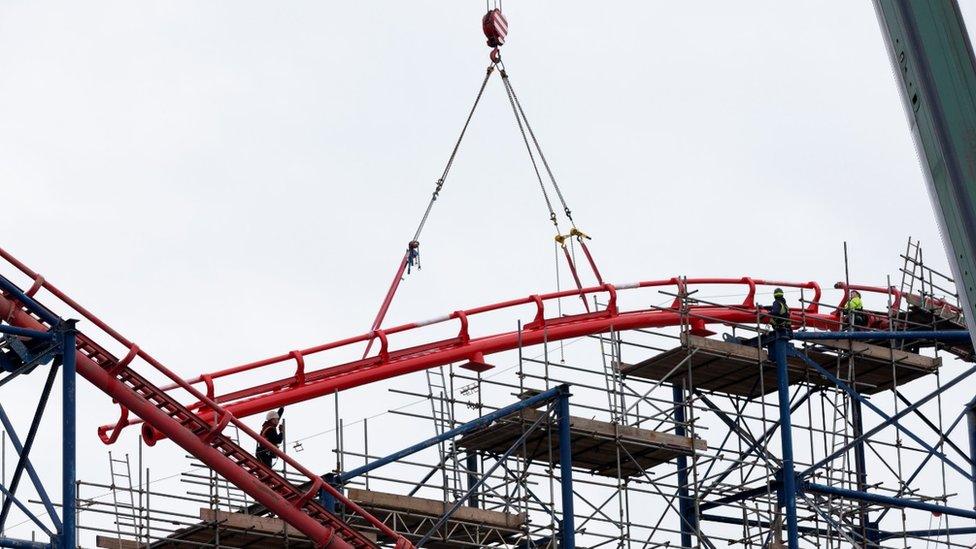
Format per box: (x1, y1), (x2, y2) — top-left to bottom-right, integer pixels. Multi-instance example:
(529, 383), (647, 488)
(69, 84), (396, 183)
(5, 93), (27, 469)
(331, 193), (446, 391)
(102, 276), (832, 442)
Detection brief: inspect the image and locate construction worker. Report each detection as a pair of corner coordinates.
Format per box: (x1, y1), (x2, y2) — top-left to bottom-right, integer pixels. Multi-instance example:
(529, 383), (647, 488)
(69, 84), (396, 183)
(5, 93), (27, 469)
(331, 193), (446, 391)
(765, 288), (792, 337)
(845, 290), (865, 330)
(256, 408), (285, 468)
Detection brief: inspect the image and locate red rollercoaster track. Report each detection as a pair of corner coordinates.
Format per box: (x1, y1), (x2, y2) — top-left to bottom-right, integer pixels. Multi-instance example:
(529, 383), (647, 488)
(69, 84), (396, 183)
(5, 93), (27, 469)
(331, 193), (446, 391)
(130, 278), (900, 444)
(0, 247), (903, 547)
(0, 248), (413, 549)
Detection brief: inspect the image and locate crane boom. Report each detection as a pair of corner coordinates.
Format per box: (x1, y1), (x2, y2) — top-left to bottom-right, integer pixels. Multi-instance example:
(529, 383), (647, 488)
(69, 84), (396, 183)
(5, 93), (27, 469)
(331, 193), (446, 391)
(873, 1), (976, 344)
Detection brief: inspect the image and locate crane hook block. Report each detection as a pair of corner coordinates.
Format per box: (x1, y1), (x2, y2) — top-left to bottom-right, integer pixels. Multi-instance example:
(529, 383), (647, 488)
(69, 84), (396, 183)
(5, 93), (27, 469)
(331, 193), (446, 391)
(482, 9), (508, 49)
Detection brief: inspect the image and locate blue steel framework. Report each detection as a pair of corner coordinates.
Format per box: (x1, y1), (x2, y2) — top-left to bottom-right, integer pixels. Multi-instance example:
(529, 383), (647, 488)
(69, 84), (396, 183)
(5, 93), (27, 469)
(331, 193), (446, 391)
(0, 273), (76, 549)
(684, 329), (976, 548)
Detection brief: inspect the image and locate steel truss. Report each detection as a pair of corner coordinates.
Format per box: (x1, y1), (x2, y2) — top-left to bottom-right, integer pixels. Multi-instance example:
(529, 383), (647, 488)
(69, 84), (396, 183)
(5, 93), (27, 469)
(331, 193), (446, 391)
(0, 273), (77, 549)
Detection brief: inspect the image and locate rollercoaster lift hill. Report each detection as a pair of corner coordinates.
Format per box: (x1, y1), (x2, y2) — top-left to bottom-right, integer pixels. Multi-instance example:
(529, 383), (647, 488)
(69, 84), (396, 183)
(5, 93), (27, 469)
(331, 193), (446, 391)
(1, 3), (976, 549)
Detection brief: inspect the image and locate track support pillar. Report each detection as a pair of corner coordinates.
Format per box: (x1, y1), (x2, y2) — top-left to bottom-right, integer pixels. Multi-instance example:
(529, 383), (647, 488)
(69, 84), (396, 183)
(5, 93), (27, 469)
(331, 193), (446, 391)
(770, 334), (799, 549)
(557, 386), (575, 549)
(60, 320), (77, 549)
(673, 382), (694, 548)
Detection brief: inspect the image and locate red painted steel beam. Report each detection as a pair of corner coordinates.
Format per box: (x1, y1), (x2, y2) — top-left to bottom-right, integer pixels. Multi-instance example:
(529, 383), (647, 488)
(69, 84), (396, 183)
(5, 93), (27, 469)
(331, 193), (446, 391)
(0, 246), (883, 455)
(134, 279), (844, 444)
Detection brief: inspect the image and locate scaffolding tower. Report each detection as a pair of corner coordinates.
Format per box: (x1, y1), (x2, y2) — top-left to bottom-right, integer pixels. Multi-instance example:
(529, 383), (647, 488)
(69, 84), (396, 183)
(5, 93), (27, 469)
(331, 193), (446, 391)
(70, 242), (976, 549)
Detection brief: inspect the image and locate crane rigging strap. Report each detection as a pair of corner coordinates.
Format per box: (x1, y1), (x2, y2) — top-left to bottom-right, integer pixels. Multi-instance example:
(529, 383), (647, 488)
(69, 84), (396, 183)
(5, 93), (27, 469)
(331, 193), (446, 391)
(363, 65), (495, 358)
(364, 13), (607, 345)
(499, 65), (575, 226)
(499, 67), (560, 229)
(412, 64), (496, 243)
(500, 63), (603, 309)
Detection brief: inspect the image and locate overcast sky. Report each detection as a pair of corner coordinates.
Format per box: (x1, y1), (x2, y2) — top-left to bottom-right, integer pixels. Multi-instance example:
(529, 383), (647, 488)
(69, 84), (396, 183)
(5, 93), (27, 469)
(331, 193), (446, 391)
(2, 1), (975, 544)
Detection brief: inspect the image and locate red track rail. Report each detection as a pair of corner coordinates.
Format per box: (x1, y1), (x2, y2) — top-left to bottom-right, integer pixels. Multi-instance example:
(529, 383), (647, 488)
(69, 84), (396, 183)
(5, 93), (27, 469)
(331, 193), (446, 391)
(0, 248), (411, 549)
(0, 248), (903, 453)
(97, 275), (899, 444)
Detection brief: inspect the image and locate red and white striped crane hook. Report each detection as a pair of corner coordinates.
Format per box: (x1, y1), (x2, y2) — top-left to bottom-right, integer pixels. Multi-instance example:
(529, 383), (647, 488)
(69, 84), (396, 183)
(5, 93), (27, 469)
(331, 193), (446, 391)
(482, 8), (508, 63)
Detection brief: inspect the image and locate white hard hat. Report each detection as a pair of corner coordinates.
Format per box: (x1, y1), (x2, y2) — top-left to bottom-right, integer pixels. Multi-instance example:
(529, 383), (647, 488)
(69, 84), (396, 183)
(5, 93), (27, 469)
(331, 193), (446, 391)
(265, 410), (280, 421)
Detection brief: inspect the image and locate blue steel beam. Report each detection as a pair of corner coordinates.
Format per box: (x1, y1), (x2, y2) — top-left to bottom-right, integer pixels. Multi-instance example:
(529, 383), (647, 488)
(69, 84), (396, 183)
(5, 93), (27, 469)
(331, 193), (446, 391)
(0, 484), (53, 539)
(804, 482), (976, 520)
(339, 385), (565, 483)
(465, 453), (478, 508)
(793, 330), (970, 342)
(0, 275), (58, 328)
(60, 321), (76, 549)
(790, 347), (974, 482)
(771, 336), (799, 549)
(895, 390), (972, 465)
(557, 388), (575, 549)
(0, 327), (54, 341)
(850, 397), (870, 541)
(699, 513), (836, 538)
(672, 384), (693, 548)
(0, 407), (58, 531)
(0, 365), (58, 531)
(877, 399), (972, 522)
(883, 526), (976, 540)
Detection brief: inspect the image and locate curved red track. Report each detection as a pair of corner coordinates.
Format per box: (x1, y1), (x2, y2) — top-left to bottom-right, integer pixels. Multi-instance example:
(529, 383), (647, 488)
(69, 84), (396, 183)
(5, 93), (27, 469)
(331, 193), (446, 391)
(0, 247), (908, 548)
(0, 248), (902, 447)
(110, 276), (897, 445)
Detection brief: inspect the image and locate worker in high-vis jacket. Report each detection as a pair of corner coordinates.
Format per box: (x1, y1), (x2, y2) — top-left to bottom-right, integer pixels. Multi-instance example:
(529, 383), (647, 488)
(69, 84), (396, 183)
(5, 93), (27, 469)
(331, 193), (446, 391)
(845, 290), (865, 330)
(256, 408), (285, 467)
(766, 288), (792, 336)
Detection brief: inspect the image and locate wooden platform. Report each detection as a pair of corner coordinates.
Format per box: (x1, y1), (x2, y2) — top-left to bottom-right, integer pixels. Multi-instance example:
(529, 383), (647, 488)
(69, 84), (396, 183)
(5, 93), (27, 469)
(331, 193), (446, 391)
(457, 407), (706, 478)
(95, 508), (339, 548)
(621, 334), (941, 397)
(345, 488), (525, 548)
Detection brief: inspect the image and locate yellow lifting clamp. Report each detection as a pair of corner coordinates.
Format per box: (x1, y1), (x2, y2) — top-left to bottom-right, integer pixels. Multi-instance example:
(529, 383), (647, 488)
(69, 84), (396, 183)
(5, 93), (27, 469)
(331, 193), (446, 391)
(570, 227), (591, 240)
(556, 228), (592, 246)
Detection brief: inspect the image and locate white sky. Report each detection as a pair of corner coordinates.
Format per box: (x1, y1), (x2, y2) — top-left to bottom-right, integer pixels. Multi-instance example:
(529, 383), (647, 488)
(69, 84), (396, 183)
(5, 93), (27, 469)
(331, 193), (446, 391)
(1, 1), (975, 545)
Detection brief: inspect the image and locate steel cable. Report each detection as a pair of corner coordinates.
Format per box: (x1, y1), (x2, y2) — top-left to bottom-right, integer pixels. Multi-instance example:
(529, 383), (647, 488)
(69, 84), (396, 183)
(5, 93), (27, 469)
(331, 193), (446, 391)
(412, 65), (496, 243)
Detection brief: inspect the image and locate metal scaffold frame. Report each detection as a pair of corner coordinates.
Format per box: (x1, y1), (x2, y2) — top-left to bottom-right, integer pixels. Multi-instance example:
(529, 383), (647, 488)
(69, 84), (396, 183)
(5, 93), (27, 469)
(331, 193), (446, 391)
(312, 264), (976, 548)
(3, 241), (976, 548)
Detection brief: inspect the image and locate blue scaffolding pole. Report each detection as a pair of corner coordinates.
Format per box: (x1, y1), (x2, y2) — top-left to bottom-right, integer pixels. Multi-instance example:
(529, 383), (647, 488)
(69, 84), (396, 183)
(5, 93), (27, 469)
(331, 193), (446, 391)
(60, 322), (76, 549)
(672, 383), (693, 548)
(769, 334), (799, 549)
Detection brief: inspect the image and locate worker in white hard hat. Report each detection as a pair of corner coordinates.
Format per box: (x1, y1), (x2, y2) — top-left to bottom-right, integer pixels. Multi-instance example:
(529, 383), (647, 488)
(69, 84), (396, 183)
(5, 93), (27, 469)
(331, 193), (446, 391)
(256, 407), (285, 468)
